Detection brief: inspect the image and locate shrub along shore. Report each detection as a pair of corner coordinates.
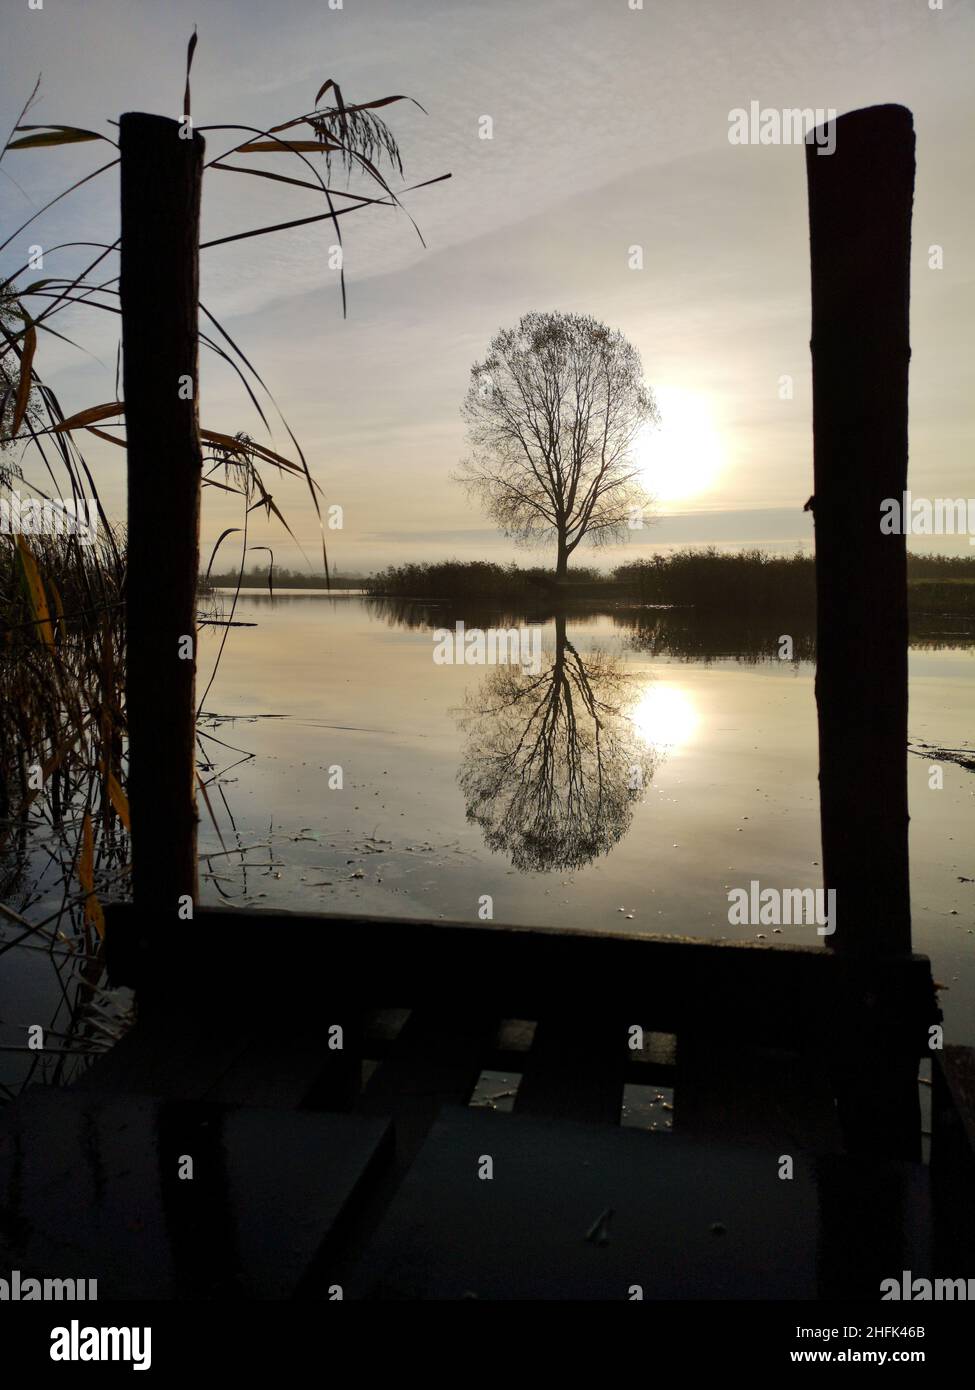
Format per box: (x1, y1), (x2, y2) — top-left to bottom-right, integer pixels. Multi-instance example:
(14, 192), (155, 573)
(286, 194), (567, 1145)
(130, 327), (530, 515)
(359, 550), (975, 615)
(202, 550), (975, 615)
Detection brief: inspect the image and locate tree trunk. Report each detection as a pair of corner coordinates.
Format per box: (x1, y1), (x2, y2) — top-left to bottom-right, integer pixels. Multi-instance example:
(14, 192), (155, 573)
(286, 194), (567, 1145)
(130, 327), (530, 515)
(555, 535), (568, 580)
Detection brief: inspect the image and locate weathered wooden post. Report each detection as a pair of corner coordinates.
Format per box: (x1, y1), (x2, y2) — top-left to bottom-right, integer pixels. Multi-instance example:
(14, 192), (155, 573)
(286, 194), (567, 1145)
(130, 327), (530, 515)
(120, 114), (204, 935)
(806, 104), (920, 1155)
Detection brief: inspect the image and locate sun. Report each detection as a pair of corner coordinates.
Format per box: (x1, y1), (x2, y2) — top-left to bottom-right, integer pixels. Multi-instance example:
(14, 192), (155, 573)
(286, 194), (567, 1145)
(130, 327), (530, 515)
(636, 385), (726, 505)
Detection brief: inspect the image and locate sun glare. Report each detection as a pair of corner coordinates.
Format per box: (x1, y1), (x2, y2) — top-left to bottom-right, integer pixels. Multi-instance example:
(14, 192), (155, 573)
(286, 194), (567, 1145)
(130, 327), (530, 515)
(637, 385), (725, 505)
(631, 683), (699, 752)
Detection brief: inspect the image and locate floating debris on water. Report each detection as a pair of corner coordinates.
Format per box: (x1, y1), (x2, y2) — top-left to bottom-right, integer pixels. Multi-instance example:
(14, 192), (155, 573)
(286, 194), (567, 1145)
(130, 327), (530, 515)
(584, 1207), (614, 1246)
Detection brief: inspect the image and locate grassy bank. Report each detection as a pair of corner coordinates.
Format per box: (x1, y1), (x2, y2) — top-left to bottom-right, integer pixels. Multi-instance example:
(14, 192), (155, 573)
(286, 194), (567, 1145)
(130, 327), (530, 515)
(367, 559), (607, 602)
(203, 567), (367, 593)
(364, 549), (975, 614)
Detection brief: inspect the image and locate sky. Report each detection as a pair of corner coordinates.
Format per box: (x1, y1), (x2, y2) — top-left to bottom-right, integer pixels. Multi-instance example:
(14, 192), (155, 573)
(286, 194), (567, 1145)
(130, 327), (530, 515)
(2, 0), (974, 574)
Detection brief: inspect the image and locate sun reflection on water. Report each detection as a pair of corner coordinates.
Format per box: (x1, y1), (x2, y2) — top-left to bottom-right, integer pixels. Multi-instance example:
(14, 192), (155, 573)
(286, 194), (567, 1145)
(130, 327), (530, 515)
(632, 683), (699, 751)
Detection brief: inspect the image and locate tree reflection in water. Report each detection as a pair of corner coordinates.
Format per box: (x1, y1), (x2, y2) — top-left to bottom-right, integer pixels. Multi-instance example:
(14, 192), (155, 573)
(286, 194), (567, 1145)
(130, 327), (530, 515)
(455, 615), (659, 872)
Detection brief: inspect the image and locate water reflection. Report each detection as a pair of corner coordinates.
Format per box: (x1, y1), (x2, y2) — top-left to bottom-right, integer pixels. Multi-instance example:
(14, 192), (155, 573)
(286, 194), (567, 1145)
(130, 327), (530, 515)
(366, 595), (819, 663)
(360, 595), (973, 660)
(615, 608), (816, 665)
(631, 683), (698, 750)
(454, 615), (659, 872)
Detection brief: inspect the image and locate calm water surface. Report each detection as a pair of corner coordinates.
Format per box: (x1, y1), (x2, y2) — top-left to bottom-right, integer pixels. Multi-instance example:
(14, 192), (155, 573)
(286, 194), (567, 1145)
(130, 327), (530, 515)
(194, 592), (975, 1042)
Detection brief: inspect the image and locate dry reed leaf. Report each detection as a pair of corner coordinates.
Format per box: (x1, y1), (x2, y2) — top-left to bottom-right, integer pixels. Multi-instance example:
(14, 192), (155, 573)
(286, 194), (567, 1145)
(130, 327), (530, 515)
(79, 812), (106, 940)
(15, 535), (55, 649)
(12, 320), (36, 435)
(51, 400), (123, 433)
(8, 125), (106, 150)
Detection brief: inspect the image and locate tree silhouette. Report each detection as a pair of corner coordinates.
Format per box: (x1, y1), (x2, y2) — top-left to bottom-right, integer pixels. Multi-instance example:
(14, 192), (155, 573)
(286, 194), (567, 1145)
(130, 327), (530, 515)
(457, 311), (657, 578)
(455, 615), (658, 871)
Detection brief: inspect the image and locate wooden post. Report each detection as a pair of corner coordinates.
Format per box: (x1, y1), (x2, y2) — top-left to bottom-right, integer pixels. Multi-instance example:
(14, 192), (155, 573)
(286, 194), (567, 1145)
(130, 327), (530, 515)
(806, 105), (920, 1157)
(120, 114), (204, 932)
(806, 104), (914, 958)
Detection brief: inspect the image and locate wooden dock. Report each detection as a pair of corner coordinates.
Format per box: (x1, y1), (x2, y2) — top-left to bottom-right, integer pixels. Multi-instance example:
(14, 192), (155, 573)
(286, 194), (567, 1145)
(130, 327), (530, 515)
(2, 905), (971, 1299)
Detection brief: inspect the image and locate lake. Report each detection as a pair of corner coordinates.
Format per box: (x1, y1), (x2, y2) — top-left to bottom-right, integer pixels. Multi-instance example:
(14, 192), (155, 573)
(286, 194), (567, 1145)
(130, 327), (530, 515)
(3, 588), (972, 1097)
(191, 591), (975, 1043)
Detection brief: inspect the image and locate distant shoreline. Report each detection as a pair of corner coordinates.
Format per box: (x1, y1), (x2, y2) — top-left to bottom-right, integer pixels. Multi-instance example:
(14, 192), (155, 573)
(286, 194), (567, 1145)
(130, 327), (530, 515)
(202, 550), (975, 617)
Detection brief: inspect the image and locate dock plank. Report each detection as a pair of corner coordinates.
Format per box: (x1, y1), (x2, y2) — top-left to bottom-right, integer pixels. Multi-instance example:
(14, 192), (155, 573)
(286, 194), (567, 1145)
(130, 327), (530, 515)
(0, 1087), (391, 1299)
(104, 904), (939, 1051)
(344, 1107), (828, 1299)
(675, 1040), (844, 1151)
(343, 1107), (933, 1300)
(72, 1010), (252, 1100)
(514, 1013), (624, 1123)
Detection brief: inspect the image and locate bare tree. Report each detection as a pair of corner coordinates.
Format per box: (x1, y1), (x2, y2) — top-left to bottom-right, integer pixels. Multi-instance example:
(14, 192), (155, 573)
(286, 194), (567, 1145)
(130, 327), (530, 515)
(457, 311), (657, 578)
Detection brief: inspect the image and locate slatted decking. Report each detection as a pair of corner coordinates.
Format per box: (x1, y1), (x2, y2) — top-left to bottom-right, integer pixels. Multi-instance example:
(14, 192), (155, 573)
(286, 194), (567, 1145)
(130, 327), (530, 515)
(1, 902), (963, 1299)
